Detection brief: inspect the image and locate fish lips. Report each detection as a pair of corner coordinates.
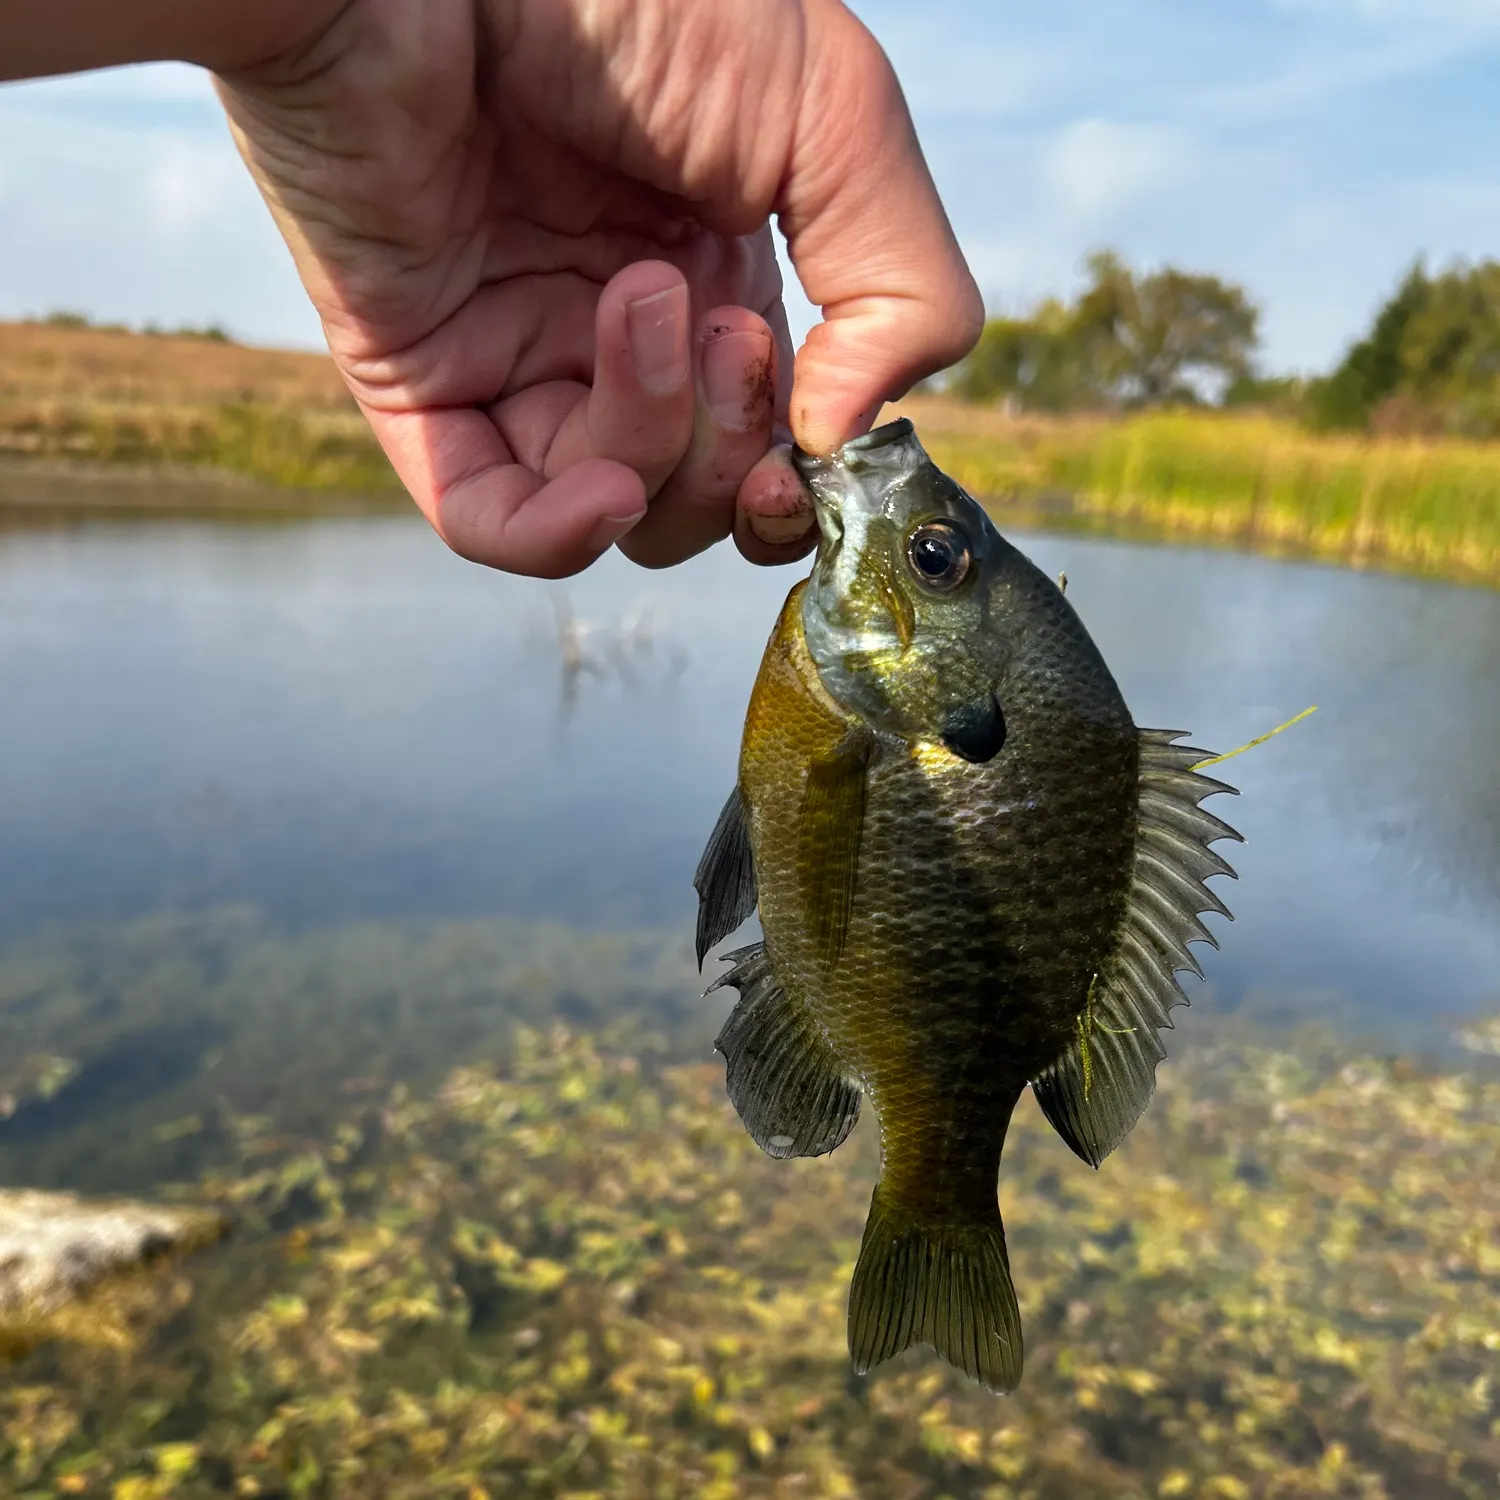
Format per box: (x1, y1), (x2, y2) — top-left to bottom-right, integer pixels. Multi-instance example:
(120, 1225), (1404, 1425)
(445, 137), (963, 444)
(790, 418), (917, 482)
(792, 418), (920, 548)
(791, 459), (846, 553)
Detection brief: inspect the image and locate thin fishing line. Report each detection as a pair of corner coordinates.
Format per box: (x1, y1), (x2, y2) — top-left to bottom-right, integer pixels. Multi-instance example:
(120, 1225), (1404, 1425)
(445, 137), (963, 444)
(1192, 706), (1319, 770)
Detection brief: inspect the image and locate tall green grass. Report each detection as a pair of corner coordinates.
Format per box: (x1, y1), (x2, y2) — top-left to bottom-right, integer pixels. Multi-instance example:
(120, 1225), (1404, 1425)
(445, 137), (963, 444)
(925, 411), (1500, 583)
(0, 399), (400, 498)
(10, 392), (1500, 584)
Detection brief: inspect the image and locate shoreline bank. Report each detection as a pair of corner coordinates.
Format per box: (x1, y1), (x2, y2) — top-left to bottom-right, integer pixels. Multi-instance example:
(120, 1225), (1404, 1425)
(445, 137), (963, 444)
(0, 455), (409, 518)
(889, 395), (1500, 589)
(4, 312), (1498, 587)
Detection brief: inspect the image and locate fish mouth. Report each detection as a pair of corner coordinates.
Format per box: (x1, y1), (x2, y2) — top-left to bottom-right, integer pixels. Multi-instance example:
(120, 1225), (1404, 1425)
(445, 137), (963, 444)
(791, 418), (916, 483)
(807, 488), (844, 551)
(838, 417), (916, 457)
(792, 418), (918, 550)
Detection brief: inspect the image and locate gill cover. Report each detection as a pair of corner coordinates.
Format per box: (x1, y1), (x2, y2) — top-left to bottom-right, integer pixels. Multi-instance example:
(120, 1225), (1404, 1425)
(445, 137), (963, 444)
(793, 420), (1010, 763)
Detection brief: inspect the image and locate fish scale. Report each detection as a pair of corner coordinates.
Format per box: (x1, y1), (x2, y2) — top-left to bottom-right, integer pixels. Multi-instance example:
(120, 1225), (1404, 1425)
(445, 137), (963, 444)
(695, 418), (1241, 1393)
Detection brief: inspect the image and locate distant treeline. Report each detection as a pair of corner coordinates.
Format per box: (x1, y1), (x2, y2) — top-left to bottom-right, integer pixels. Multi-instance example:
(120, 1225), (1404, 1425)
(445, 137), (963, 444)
(948, 252), (1500, 441)
(37, 309), (233, 344)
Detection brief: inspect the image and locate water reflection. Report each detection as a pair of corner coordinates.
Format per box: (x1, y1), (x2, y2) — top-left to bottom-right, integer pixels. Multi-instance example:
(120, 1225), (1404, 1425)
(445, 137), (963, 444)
(544, 590), (689, 721)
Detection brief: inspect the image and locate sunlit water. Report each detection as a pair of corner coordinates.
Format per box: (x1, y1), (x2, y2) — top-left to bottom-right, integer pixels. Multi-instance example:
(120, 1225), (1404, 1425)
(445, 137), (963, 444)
(0, 503), (1497, 1190)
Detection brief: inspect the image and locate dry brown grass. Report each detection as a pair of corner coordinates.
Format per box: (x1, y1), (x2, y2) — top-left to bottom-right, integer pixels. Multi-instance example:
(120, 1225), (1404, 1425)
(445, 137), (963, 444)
(0, 321), (398, 498)
(0, 320), (351, 411)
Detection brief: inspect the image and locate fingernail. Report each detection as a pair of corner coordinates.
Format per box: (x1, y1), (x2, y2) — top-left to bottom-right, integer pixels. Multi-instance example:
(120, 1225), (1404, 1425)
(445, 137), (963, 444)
(626, 285), (689, 395)
(703, 327), (773, 430)
(748, 510), (816, 547)
(588, 506), (647, 553)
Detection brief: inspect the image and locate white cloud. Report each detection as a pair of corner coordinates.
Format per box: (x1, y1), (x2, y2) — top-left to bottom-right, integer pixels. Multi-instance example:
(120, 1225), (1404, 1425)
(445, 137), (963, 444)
(0, 73), (319, 345)
(1042, 119), (1190, 226)
(144, 134), (245, 240)
(855, 7), (1066, 121)
(1186, 34), (1468, 122)
(1272, 0), (1500, 25)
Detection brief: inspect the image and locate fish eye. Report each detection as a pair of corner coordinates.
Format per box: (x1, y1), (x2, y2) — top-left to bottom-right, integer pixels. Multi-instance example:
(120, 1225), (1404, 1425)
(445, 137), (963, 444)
(905, 521), (972, 593)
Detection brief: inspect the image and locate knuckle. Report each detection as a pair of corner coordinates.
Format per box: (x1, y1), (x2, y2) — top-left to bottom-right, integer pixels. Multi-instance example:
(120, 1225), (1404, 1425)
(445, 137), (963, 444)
(948, 279), (987, 364)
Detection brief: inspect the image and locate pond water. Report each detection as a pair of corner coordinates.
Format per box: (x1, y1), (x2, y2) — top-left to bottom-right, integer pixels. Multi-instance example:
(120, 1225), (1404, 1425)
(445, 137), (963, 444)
(2, 498), (1497, 1496)
(1, 508), (1498, 1184)
(3, 507), (1498, 1018)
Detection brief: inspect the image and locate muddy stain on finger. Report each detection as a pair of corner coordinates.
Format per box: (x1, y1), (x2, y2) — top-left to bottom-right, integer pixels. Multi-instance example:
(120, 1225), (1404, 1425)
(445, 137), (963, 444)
(745, 460), (816, 547)
(743, 351), (776, 430)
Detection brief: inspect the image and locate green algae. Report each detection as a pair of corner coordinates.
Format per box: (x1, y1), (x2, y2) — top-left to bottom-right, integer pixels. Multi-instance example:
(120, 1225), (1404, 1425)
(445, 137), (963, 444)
(1, 1014), (1495, 1499)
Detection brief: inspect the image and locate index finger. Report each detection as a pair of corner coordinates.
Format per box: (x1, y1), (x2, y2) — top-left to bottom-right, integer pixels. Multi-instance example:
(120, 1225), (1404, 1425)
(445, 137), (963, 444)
(778, 0), (983, 455)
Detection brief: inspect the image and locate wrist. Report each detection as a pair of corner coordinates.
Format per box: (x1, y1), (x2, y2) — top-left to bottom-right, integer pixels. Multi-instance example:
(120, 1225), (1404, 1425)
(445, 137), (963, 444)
(0, 0), (351, 85)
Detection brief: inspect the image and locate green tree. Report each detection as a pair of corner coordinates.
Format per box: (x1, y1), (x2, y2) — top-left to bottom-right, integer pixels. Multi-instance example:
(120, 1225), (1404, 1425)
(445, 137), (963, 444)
(1398, 261), (1500, 435)
(1310, 258), (1500, 437)
(1072, 251), (1260, 407)
(947, 299), (1094, 411)
(1307, 262), (1431, 431)
(948, 252), (1260, 413)
(1221, 372), (1309, 418)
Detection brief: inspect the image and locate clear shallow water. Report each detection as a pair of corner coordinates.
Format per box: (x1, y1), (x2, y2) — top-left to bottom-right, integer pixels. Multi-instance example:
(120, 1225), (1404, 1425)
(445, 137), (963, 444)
(0, 505), (1497, 1187)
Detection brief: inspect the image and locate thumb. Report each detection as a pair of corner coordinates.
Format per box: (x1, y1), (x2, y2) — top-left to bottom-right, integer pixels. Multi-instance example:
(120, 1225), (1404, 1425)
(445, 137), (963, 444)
(779, 0), (983, 454)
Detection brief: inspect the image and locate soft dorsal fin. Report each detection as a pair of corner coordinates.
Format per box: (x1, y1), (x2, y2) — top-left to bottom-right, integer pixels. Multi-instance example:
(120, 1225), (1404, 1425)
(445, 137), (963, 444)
(692, 786), (758, 969)
(1032, 729), (1242, 1168)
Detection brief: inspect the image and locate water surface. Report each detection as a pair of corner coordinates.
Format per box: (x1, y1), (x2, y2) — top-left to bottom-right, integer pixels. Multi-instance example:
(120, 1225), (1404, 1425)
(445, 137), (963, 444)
(0, 504), (1497, 1186)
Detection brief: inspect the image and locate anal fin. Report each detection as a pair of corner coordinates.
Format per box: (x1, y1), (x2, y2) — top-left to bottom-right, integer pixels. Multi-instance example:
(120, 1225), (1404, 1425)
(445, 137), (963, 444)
(1031, 972), (1167, 1170)
(693, 786), (757, 968)
(707, 942), (861, 1159)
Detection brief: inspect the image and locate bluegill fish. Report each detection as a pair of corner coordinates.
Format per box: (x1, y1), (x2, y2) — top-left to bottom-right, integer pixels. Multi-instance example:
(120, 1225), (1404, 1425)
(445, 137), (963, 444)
(694, 418), (1241, 1392)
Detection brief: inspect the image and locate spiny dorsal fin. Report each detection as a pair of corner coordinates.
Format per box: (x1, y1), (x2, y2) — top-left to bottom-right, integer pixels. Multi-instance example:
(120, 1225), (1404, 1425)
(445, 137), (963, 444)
(1032, 729), (1242, 1168)
(799, 728), (873, 968)
(692, 786), (757, 969)
(708, 942), (862, 1159)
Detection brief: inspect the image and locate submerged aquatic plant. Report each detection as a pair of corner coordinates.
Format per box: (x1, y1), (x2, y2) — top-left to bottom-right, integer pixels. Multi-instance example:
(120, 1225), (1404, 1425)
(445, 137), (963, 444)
(0, 1017), (1494, 1499)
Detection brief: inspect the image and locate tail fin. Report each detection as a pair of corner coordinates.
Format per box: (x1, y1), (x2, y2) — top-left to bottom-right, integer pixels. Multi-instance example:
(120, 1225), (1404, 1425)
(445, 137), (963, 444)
(847, 1185), (1023, 1392)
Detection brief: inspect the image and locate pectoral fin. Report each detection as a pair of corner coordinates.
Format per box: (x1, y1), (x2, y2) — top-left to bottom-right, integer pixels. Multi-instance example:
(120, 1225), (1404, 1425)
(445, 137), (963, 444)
(1033, 729), (1243, 1168)
(707, 942), (862, 1159)
(800, 728), (872, 967)
(692, 786), (758, 969)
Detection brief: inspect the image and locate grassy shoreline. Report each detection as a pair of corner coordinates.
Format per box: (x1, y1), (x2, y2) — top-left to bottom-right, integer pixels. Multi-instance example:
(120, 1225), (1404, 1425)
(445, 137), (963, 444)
(0, 397), (404, 509)
(5, 322), (1500, 584)
(0, 320), (403, 511)
(892, 396), (1500, 586)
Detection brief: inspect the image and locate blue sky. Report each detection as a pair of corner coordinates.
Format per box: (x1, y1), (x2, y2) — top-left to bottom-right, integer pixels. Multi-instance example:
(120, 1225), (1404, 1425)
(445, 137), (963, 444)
(2, 0), (1499, 375)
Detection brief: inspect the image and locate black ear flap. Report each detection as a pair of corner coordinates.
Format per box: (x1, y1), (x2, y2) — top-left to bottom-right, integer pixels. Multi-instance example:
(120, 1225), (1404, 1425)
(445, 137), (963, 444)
(941, 694), (1007, 763)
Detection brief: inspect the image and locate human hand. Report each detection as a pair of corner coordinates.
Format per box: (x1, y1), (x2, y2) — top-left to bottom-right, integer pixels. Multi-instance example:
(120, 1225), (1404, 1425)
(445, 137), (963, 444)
(214, 0), (982, 577)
